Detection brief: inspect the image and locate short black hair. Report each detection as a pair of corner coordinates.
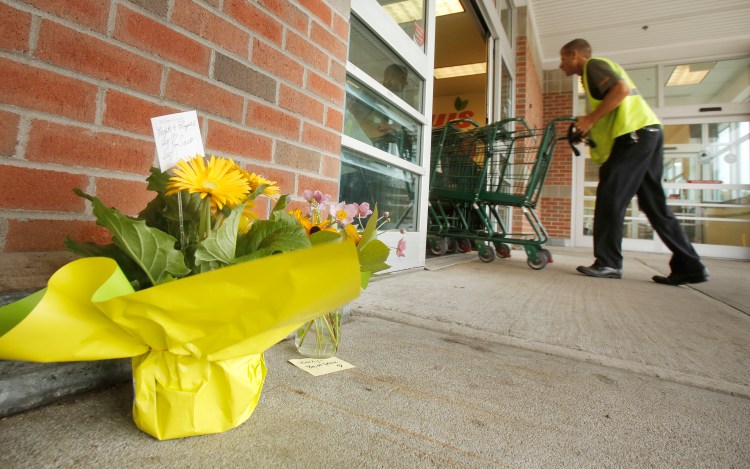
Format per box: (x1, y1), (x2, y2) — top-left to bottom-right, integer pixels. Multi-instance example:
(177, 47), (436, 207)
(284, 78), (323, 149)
(561, 38), (592, 57)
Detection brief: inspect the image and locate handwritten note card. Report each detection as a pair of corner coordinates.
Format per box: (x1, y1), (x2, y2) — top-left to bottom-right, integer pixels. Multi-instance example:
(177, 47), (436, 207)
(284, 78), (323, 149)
(151, 110), (205, 171)
(289, 357), (355, 376)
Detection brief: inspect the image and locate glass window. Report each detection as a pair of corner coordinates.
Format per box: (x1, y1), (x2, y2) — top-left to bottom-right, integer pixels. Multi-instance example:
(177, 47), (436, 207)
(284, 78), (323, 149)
(344, 77), (422, 164)
(495, 0), (513, 44)
(664, 57), (750, 106)
(500, 60), (512, 120)
(376, 0), (425, 48)
(348, 16), (424, 112)
(340, 149), (418, 231)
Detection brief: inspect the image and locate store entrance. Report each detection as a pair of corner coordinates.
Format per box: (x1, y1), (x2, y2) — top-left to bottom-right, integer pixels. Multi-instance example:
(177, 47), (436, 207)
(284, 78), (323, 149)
(432, 2), (490, 129)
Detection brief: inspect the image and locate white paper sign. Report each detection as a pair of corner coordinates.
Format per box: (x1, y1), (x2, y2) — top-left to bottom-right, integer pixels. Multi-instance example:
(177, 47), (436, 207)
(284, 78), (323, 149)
(288, 357), (355, 376)
(151, 110), (205, 171)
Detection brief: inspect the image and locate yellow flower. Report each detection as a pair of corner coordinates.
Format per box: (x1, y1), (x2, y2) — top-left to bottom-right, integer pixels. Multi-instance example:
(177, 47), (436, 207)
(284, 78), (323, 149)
(238, 200), (258, 235)
(237, 168), (280, 198)
(344, 224), (361, 245)
(167, 155), (250, 209)
(291, 209), (336, 236)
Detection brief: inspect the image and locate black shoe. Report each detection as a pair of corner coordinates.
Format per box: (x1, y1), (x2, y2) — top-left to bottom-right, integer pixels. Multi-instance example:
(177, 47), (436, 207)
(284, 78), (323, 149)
(652, 268), (709, 286)
(576, 264), (622, 279)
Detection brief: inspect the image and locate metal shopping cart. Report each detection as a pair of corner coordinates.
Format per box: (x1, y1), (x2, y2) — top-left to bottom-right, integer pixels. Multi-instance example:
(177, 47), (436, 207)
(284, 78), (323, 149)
(428, 116), (577, 269)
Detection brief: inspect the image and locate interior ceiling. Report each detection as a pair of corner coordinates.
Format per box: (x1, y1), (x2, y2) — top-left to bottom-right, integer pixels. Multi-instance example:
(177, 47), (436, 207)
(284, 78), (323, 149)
(528, 0), (750, 69)
(433, 0), (750, 97)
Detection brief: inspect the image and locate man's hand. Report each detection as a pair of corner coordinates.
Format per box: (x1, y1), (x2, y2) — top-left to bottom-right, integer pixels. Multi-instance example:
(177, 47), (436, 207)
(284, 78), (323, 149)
(575, 115), (596, 135)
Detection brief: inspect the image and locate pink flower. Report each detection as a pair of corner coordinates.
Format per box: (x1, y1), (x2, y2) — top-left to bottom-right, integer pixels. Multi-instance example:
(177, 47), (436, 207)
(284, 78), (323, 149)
(303, 190), (331, 205)
(330, 202), (358, 226)
(356, 202), (373, 218)
(396, 238), (406, 257)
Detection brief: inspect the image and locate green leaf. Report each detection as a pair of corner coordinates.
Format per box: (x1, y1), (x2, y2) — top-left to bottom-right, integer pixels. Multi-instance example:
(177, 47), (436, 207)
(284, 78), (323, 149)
(357, 206), (379, 249)
(192, 202), (243, 273)
(358, 238), (390, 275)
(64, 238), (152, 289)
(74, 189), (190, 285)
(309, 229), (344, 245)
(235, 218), (311, 259)
(454, 97), (468, 111)
(270, 195), (289, 218)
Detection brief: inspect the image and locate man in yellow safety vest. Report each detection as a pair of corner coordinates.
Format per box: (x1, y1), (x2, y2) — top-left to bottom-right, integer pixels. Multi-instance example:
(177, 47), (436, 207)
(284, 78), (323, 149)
(559, 38), (708, 285)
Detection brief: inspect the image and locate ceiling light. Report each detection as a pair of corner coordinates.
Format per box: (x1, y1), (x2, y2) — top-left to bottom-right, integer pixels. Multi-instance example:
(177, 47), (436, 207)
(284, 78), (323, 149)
(436, 0), (465, 16)
(382, 0), (464, 24)
(434, 62), (486, 79)
(666, 62), (714, 86)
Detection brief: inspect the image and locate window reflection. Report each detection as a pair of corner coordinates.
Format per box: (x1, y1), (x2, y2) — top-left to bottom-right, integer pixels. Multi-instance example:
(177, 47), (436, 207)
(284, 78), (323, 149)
(376, 0), (426, 48)
(343, 77), (421, 164)
(340, 150), (418, 231)
(500, 61), (512, 120)
(348, 16), (423, 111)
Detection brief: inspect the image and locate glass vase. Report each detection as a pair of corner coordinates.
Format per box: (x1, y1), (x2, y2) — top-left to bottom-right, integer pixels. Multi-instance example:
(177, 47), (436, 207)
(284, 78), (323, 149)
(294, 306), (346, 358)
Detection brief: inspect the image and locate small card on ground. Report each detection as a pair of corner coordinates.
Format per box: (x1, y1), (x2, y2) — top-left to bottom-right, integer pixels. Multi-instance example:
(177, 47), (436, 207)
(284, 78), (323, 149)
(288, 357), (355, 376)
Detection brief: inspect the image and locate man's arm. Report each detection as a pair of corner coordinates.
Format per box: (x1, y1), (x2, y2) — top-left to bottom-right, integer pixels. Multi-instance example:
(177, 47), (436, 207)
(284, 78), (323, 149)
(576, 79), (630, 135)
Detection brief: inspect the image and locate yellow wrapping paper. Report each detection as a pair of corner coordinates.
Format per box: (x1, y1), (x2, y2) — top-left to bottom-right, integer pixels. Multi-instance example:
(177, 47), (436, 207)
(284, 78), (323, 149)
(0, 241), (361, 440)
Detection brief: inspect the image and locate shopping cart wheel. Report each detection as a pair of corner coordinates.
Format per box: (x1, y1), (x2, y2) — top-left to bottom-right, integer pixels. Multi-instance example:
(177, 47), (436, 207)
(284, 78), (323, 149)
(527, 251), (548, 270)
(495, 243), (512, 258)
(446, 238), (458, 253)
(457, 239), (473, 253)
(429, 237), (448, 256)
(539, 248), (553, 264)
(478, 244), (496, 263)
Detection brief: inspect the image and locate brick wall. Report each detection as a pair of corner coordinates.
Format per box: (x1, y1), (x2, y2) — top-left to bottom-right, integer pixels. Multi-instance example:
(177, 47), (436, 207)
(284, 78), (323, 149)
(0, 0), (350, 289)
(514, 35), (576, 244)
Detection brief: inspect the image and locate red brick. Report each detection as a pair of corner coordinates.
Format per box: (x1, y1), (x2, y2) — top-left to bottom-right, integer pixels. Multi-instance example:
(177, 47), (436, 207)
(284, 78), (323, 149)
(95, 177), (154, 216)
(0, 110), (20, 155)
(274, 141), (320, 172)
(285, 30), (328, 73)
(331, 13), (349, 42)
(252, 39), (304, 86)
(24, 0), (110, 34)
(257, 0), (308, 34)
(0, 165), (88, 212)
(279, 84), (324, 123)
(36, 20), (162, 94)
(0, 3), (31, 52)
(329, 60), (345, 83)
(246, 101), (301, 140)
(114, 5), (210, 75)
(298, 0), (332, 26)
(173, 1), (250, 58)
(205, 120), (273, 162)
(310, 22), (346, 62)
(0, 57), (97, 122)
(306, 70), (344, 106)
(320, 154), (340, 179)
(225, 0), (283, 46)
(301, 122), (341, 154)
(103, 90), (180, 136)
(165, 70), (244, 122)
(26, 120), (154, 174)
(298, 174), (338, 200)
(5, 219), (110, 252)
(324, 107), (343, 132)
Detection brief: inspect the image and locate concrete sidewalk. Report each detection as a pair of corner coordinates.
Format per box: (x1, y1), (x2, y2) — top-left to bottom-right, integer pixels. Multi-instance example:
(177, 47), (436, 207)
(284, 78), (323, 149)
(1, 247), (749, 467)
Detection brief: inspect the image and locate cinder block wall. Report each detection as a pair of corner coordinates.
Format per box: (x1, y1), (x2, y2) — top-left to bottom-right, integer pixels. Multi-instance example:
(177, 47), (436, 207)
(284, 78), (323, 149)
(0, 0), (351, 291)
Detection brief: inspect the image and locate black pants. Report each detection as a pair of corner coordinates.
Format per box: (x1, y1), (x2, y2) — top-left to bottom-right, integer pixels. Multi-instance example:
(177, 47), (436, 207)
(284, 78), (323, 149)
(593, 126), (703, 273)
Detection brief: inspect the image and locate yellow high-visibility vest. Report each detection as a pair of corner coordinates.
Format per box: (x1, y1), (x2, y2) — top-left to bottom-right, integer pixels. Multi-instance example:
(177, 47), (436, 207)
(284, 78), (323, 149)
(583, 57), (661, 163)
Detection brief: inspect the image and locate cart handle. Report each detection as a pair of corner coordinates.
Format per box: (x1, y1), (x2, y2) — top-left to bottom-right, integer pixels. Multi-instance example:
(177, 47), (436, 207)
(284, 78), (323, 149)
(566, 121), (597, 157)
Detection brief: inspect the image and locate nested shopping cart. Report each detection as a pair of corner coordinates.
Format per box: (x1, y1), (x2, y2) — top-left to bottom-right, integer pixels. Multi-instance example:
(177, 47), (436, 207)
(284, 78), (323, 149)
(427, 116), (577, 269)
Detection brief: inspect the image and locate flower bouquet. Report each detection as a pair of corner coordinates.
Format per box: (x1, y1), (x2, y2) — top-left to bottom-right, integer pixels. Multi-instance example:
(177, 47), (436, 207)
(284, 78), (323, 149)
(290, 190), (406, 358)
(0, 155), (361, 440)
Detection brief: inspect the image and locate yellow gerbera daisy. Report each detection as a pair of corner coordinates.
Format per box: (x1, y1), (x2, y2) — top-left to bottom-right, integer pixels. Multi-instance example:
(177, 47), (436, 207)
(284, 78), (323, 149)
(237, 168), (281, 197)
(167, 155), (250, 209)
(238, 200), (259, 235)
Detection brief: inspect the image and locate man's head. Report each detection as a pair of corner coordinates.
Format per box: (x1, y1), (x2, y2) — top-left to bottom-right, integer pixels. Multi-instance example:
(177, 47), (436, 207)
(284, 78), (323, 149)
(383, 64), (408, 94)
(559, 38), (591, 76)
